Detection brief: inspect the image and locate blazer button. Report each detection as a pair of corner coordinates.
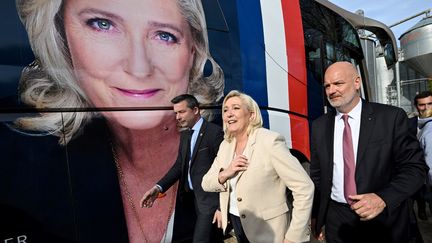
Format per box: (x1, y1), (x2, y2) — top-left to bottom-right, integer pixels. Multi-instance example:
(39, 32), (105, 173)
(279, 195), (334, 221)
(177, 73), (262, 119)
(237, 197), (242, 202)
(241, 214), (246, 219)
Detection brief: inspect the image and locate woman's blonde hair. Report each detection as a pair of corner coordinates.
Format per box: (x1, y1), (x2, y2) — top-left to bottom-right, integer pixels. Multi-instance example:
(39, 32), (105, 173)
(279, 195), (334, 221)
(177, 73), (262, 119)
(222, 90), (263, 142)
(15, 0), (224, 144)
(421, 108), (432, 119)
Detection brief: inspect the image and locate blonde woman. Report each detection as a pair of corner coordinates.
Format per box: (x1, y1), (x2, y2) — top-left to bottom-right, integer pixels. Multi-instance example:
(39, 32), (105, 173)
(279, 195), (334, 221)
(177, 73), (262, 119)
(202, 90), (314, 243)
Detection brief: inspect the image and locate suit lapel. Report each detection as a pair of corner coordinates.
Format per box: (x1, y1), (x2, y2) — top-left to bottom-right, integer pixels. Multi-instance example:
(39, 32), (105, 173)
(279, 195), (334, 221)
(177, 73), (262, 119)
(236, 128), (257, 181)
(356, 101), (375, 168)
(225, 138), (236, 168)
(324, 113), (335, 173)
(181, 130), (191, 174)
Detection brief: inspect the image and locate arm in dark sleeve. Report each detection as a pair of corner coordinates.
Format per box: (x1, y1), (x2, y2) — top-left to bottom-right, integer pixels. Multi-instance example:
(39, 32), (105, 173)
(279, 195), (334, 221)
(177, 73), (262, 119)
(375, 108), (428, 211)
(310, 121), (321, 219)
(208, 125), (224, 210)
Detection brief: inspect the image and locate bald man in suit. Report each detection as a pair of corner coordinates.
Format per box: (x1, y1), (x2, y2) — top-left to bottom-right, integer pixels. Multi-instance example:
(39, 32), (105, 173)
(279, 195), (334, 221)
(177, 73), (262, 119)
(310, 62), (428, 243)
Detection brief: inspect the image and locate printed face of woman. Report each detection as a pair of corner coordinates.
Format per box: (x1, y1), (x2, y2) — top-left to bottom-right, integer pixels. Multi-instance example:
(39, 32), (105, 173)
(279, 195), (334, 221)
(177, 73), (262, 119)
(63, 0), (195, 129)
(223, 96), (252, 136)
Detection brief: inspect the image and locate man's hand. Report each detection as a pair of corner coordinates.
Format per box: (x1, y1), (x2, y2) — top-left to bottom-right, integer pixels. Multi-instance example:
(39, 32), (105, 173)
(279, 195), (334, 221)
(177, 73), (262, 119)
(140, 186), (161, 208)
(212, 209), (222, 228)
(349, 193), (386, 221)
(311, 218), (325, 241)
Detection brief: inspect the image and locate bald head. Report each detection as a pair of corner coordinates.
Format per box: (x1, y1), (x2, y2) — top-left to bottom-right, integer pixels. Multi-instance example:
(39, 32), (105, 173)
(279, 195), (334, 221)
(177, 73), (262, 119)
(324, 61), (361, 113)
(325, 62), (359, 81)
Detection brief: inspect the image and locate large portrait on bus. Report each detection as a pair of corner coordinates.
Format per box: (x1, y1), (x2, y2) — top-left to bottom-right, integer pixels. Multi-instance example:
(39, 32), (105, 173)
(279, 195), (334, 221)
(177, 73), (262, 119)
(0, 0), (316, 242)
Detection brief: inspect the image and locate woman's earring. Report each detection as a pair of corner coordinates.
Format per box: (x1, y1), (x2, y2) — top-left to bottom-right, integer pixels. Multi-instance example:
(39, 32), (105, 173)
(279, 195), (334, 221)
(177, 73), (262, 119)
(26, 59), (41, 71)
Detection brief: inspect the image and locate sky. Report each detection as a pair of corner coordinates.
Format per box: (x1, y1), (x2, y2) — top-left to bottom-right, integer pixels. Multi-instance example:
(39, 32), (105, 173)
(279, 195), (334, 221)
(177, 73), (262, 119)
(329, 0), (431, 48)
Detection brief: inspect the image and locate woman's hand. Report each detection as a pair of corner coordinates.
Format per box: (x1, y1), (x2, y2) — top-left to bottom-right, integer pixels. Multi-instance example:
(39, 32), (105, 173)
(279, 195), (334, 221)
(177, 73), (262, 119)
(311, 218), (325, 241)
(218, 154), (249, 184)
(212, 209), (223, 228)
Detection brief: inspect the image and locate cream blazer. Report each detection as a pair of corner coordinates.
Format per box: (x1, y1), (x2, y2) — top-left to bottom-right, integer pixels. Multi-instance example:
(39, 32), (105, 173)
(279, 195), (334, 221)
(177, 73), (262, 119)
(202, 128), (314, 243)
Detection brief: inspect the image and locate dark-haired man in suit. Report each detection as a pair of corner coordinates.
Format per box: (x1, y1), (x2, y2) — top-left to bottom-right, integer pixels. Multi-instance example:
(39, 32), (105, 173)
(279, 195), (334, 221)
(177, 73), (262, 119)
(411, 91), (432, 221)
(310, 62), (428, 243)
(141, 94), (223, 243)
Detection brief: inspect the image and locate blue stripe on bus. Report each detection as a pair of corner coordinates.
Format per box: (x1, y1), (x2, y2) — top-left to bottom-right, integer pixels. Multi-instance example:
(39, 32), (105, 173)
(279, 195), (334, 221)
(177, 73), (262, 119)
(235, 0), (269, 128)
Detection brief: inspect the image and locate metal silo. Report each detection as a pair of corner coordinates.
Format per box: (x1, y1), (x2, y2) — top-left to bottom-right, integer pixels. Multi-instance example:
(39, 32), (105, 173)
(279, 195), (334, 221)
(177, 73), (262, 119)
(400, 16), (432, 77)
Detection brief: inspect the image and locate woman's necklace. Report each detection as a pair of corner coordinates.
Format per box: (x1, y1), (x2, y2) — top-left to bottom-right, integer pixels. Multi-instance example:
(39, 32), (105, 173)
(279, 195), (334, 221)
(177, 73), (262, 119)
(111, 143), (176, 243)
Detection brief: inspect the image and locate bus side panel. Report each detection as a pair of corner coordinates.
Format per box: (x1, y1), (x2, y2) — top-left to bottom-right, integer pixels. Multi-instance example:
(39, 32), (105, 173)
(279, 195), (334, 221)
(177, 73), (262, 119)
(282, 0), (310, 159)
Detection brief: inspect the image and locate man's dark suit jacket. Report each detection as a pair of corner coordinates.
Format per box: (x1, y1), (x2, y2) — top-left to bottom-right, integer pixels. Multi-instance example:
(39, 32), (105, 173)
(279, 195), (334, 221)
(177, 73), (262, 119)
(157, 119), (223, 213)
(310, 100), (428, 242)
(408, 116), (418, 136)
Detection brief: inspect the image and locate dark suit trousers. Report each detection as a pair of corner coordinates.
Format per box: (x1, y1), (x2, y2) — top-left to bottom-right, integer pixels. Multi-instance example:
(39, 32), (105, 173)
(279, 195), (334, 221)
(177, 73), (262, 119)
(326, 200), (410, 243)
(186, 191), (223, 243)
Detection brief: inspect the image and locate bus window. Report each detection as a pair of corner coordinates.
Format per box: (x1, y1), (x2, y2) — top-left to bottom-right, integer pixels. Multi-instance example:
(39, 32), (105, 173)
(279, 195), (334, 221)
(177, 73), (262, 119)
(300, 0), (365, 120)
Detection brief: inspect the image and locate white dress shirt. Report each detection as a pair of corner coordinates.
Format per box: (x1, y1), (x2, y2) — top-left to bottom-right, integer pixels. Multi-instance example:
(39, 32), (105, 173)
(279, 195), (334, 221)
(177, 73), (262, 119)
(331, 100), (362, 203)
(228, 153), (241, 216)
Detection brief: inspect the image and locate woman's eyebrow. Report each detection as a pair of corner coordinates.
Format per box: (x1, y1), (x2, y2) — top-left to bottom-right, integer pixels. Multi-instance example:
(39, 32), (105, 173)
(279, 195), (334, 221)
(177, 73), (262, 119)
(148, 21), (184, 35)
(78, 8), (124, 24)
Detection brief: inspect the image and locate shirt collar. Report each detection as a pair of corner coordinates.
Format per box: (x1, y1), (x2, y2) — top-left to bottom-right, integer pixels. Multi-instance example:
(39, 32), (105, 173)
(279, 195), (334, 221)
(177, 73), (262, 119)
(336, 99), (362, 121)
(191, 117), (204, 132)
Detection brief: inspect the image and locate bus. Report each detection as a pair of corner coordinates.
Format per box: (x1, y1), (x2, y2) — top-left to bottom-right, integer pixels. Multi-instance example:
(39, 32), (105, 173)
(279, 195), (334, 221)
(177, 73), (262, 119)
(0, 0), (397, 242)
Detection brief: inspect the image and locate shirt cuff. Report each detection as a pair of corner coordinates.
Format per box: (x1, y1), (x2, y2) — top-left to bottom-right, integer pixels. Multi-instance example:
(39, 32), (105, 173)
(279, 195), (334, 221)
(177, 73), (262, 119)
(155, 184), (163, 193)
